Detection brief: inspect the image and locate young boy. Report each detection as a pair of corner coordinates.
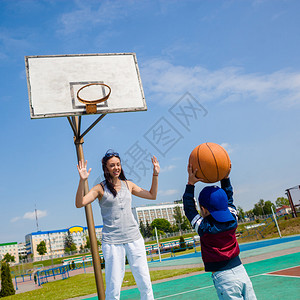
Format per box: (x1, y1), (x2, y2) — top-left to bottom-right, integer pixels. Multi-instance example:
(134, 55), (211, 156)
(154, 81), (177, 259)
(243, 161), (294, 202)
(183, 165), (257, 300)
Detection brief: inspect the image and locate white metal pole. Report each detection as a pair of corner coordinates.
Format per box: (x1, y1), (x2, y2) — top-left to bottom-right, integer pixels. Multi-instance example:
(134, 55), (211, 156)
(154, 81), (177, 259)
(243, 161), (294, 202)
(271, 206), (282, 238)
(155, 227), (161, 262)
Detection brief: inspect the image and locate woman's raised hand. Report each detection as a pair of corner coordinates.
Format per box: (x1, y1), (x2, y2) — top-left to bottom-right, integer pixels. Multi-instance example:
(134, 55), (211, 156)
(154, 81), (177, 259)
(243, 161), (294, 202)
(152, 156), (160, 176)
(77, 160), (92, 180)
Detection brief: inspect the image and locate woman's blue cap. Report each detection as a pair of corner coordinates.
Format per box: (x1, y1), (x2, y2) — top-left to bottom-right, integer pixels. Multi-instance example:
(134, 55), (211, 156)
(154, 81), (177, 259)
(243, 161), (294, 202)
(198, 186), (234, 222)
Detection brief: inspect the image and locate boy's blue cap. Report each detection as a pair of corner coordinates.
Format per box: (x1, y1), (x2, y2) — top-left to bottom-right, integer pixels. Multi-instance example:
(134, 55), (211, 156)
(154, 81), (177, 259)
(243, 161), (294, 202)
(198, 186), (234, 222)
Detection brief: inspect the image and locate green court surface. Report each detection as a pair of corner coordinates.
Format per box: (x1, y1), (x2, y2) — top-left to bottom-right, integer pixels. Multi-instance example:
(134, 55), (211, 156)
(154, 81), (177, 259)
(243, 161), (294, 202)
(124, 252), (300, 299)
(87, 251), (300, 300)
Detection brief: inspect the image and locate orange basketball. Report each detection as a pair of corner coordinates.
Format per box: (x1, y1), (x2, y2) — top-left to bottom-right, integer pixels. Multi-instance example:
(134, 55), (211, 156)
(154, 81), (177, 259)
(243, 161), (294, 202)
(189, 142), (231, 183)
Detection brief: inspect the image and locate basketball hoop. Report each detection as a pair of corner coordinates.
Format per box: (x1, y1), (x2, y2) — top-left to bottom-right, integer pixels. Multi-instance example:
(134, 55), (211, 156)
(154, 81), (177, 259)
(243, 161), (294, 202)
(25, 53), (146, 299)
(77, 83), (111, 114)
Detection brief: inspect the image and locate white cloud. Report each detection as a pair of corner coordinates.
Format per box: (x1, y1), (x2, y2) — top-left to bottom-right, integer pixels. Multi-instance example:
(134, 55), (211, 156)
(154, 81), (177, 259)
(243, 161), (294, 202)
(141, 59), (300, 109)
(23, 210), (47, 220)
(10, 217), (21, 223)
(220, 143), (233, 154)
(58, 0), (135, 35)
(160, 164), (176, 173)
(11, 210), (48, 223)
(158, 189), (179, 196)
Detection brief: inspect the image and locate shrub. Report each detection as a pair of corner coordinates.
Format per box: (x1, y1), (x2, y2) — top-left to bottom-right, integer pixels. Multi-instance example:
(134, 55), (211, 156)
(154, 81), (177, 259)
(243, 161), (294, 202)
(179, 236), (186, 249)
(0, 261), (15, 297)
(71, 261), (76, 270)
(172, 246), (186, 253)
(100, 257), (105, 269)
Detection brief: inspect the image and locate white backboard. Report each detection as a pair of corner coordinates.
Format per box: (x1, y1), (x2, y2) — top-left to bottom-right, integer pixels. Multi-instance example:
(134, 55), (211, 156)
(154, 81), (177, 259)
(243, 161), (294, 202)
(25, 53), (147, 119)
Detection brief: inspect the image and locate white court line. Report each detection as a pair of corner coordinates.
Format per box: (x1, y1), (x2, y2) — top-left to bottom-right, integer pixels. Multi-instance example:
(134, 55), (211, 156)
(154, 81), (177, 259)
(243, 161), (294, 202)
(154, 264), (300, 299)
(155, 284), (215, 299)
(154, 273), (265, 299)
(263, 273), (300, 279)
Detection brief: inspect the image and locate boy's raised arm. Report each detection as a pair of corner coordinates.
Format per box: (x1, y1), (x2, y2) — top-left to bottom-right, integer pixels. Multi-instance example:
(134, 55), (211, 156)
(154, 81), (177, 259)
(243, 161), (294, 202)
(183, 184), (199, 222)
(183, 184), (207, 236)
(221, 177), (237, 214)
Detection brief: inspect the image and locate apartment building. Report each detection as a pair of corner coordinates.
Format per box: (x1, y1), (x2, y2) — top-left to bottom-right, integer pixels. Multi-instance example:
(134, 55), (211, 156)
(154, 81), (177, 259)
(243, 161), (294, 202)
(0, 242), (19, 264)
(132, 202), (184, 225)
(25, 225), (103, 261)
(18, 242), (27, 258)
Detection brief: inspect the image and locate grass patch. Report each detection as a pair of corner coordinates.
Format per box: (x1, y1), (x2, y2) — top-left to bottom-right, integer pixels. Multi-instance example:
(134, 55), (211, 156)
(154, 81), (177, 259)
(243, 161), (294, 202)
(7, 267), (203, 299)
(7, 273), (97, 300)
(237, 215), (300, 243)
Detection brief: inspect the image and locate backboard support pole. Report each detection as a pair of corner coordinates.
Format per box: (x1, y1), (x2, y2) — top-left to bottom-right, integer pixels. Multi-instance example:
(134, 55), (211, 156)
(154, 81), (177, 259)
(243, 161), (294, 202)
(286, 188), (298, 218)
(81, 114), (106, 138)
(70, 116), (105, 299)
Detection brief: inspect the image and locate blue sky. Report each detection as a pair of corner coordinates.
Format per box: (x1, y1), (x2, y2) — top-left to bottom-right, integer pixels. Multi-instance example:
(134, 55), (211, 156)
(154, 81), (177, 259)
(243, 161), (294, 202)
(1, 0), (299, 244)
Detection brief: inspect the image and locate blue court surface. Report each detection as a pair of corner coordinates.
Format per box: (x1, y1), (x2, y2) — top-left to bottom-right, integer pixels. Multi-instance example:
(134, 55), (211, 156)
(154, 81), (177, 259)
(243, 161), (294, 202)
(156, 234), (300, 262)
(86, 235), (300, 300)
(145, 235), (300, 269)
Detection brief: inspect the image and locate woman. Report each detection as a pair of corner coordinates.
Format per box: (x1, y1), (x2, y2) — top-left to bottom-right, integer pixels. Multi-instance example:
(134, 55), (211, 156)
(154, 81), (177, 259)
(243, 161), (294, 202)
(76, 150), (160, 300)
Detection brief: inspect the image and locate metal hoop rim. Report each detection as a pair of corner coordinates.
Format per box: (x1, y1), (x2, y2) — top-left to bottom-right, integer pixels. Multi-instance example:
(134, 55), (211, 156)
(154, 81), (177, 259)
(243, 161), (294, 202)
(76, 83), (111, 104)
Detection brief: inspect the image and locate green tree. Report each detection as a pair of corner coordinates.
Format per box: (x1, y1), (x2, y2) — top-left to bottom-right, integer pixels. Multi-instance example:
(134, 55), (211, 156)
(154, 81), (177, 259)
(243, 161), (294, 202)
(139, 220), (147, 237)
(2, 253), (15, 263)
(172, 207), (191, 231)
(275, 197), (289, 208)
(70, 243), (77, 252)
(253, 199), (265, 216)
(170, 223), (179, 232)
(36, 241), (47, 256)
(84, 235), (91, 249)
(19, 255), (27, 262)
(253, 199), (275, 216)
(64, 232), (75, 249)
(237, 206), (245, 220)
(145, 220), (152, 238)
(182, 217), (191, 230)
(83, 235), (100, 251)
(245, 209), (254, 218)
(173, 206), (184, 232)
(151, 228), (164, 237)
(263, 200), (276, 215)
(0, 261), (15, 297)
(64, 232), (77, 253)
(151, 218), (171, 233)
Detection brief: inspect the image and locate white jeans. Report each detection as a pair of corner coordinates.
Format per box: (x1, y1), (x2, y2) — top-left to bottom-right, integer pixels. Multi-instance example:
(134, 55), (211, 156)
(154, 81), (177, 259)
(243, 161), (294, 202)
(102, 237), (154, 300)
(212, 264), (257, 300)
